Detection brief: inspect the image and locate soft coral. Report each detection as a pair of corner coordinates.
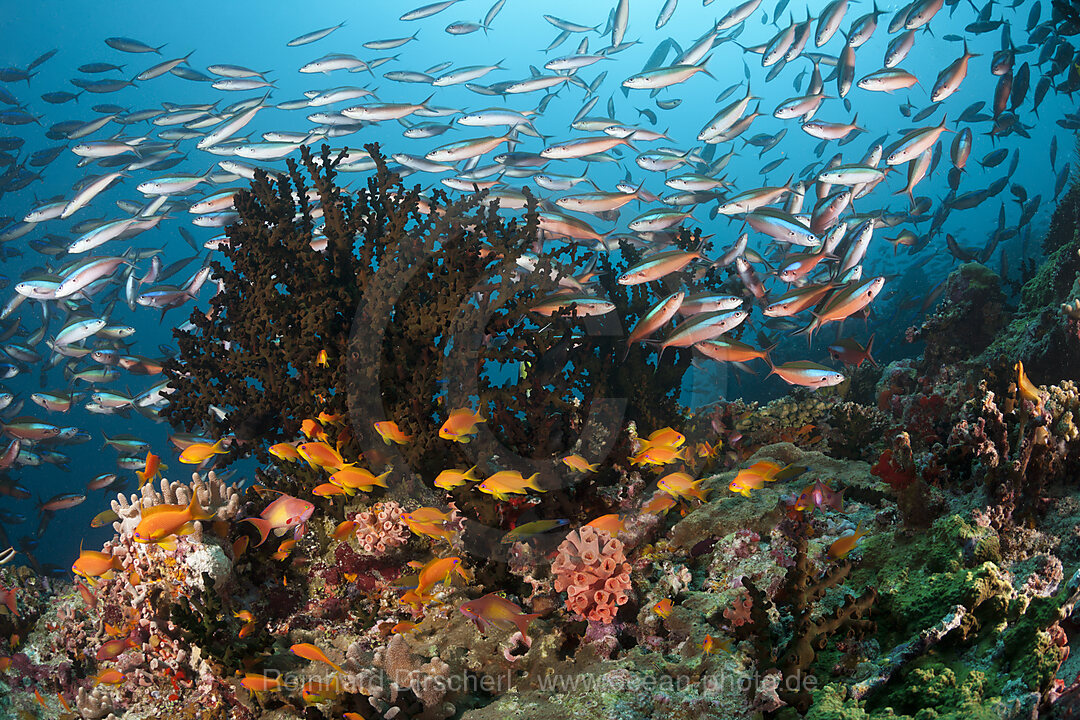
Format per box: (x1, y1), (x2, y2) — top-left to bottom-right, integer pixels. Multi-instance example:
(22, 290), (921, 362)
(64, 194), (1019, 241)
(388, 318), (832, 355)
(871, 448), (916, 490)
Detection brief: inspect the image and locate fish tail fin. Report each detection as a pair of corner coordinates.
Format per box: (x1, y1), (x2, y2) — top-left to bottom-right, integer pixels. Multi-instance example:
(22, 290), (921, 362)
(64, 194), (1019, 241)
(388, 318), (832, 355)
(865, 333), (877, 367)
(241, 517), (272, 547)
(764, 355), (777, 378)
(187, 489), (215, 522)
(525, 472), (544, 492)
(515, 612), (541, 638)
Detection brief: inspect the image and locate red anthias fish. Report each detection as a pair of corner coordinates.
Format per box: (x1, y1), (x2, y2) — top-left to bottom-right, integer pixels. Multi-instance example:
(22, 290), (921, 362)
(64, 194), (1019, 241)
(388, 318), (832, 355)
(827, 335), (877, 368)
(240, 492), (315, 546)
(793, 480), (846, 514)
(459, 593), (540, 642)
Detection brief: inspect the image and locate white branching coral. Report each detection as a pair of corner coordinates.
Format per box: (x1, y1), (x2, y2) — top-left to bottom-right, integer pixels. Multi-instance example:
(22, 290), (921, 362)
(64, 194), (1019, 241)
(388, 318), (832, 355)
(110, 470), (243, 540)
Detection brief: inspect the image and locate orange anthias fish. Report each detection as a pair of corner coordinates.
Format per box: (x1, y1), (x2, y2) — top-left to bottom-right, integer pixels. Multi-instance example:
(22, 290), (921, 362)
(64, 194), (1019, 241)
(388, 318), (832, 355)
(438, 408), (486, 443)
(95, 636), (136, 662)
(301, 678), (342, 705)
(728, 461), (784, 497)
(317, 410), (346, 426)
(269, 442), (302, 463)
(630, 445), (689, 466)
(1016, 361), (1044, 411)
(234, 610), (257, 638)
(374, 420), (412, 445)
(586, 514), (626, 535)
(653, 599), (673, 619)
(329, 465), (390, 493)
(460, 593), (541, 641)
(403, 508), (458, 543)
(241, 492), (315, 546)
(562, 454), (600, 472)
(641, 492), (678, 515)
(657, 472), (708, 502)
(313, 483), (349, 497)
(290, 642), (343, 672)
(297, 441), (347, 471)
(641, 427), (686, 450)
(271, 538), (298, 561)
(241, 673), (282, 692)
(404, 507), (454, 524)
(332, 520), (358, 541)
(434, 466), (480, 490)
(315, 349), (329, 367)
(135, 450), (165, 487)
(301, 418), (328, 441)
(95, 668), (125, 685)
(827, 523), (869, 560)
(72, 548), (122, 581)
(391, 620), (418, 634)
(477, 471), (544, 500)
(178, 438), (229, 465)
(132, 490), (215, 546)
(417, 556), (469, 594)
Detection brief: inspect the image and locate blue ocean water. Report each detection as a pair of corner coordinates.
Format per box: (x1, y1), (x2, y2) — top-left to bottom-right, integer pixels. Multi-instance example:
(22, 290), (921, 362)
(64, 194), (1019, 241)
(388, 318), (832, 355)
(0, 0), (1072, 569)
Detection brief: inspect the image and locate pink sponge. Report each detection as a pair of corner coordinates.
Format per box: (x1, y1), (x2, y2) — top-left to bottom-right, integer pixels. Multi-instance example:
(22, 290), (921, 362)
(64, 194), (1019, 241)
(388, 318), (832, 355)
(552, 526), (632, 624)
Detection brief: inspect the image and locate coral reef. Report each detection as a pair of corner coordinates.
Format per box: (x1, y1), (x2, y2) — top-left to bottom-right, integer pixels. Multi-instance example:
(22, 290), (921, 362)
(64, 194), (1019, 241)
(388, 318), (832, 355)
(909, 262), (1008, 369)
(982, 200), (1080, 383)
(9, 154), (1080, 720)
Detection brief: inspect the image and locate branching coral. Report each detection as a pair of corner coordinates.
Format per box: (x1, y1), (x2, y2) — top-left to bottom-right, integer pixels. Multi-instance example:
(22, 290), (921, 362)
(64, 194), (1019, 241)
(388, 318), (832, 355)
(552, 526), (633, 624)
(738, 518), (876, 714)
(110, 470), (242, 539)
